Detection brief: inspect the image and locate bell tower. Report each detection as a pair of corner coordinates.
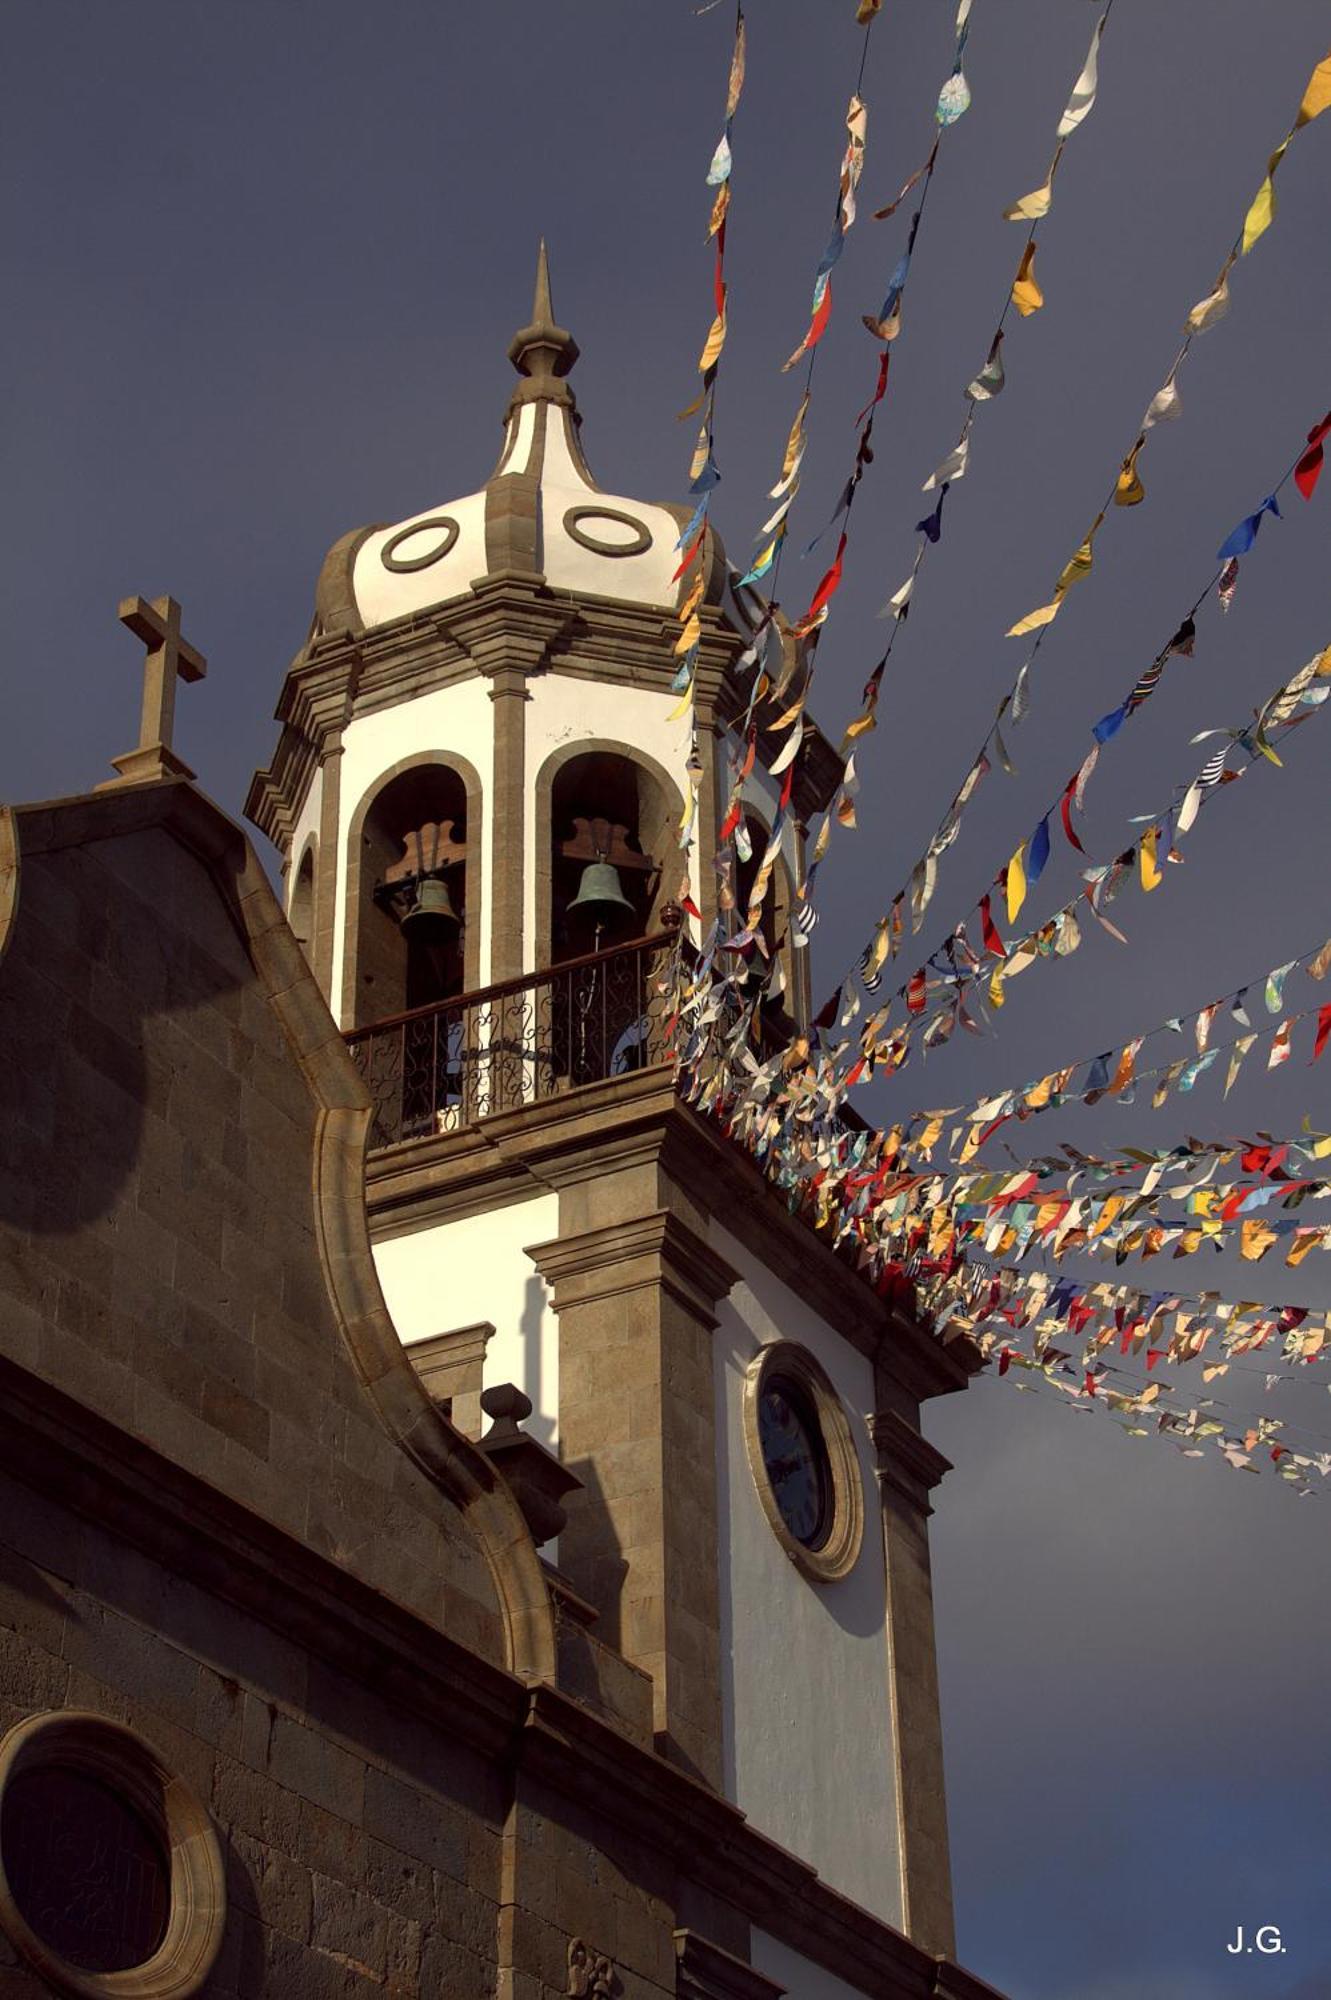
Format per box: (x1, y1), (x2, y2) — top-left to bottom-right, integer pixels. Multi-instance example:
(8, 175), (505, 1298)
(248, 247), (978, 1956)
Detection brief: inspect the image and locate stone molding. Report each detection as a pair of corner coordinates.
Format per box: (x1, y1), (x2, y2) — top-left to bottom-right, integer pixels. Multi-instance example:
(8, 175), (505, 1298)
(0, 1352), (1001, 2000)
(525, 1210), (739, 1329)
(674, 1931), (786, 2000)
(870, 1410), (955, 1515)
(0, 1710), (226, 1999)
(5, 780), (556, 1684)
(406, 1320), (495, 1439)
(246, 581), (843, 866)
(362, 1066), (979, 1406)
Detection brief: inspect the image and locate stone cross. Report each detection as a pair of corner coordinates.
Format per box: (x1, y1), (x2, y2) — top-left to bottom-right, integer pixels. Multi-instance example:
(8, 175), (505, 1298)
(102, 594), (208, 787)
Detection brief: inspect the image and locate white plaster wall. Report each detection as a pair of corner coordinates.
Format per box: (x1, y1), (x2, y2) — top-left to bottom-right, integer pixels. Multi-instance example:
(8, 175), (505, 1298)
(712, 1224), (901, 1928)
(751, 1932), (875, 2000)
(333, 680), (497, 1017)
(539, 409), (681, 607)
(352, 486), (490, 630)
(371, 1195), (560, 1448)
(523, 674), (700, 953)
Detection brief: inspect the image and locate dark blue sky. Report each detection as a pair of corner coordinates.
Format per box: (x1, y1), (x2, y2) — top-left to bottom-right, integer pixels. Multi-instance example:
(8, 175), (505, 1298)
(4, 4), (1330, 1992)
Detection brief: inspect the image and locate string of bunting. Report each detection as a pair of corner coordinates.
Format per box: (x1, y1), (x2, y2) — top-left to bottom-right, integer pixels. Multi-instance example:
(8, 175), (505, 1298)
(720, 3), (981, 956)
(922, 1268), (1331, 1490)
(901, 933), (1331, 1167)
(792, 3), (1121, 915)
(802, 450), (1331, 1100)
(797, 39), (1331, 972)
(670, 1), (747, 757)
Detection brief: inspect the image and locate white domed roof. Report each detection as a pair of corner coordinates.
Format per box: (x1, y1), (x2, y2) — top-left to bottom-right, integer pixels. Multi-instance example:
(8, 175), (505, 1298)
(323, 246), (708, 636)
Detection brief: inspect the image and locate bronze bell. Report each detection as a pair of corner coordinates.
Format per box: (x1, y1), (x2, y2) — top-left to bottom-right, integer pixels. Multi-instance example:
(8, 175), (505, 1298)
(400, 874), (459, 933)
(567, 859), (636, 930)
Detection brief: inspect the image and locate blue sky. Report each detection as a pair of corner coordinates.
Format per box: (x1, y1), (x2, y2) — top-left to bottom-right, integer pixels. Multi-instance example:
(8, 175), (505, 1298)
(3, 3), (1330, 1991)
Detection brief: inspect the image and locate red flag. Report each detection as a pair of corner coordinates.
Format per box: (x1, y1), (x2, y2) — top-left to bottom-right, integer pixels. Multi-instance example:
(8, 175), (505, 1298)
(979, 894), (1005, 957)
(672, 526), (705, 583)
(719, 800), (742, 841)
(1313, 1003), (1331, 1063)
(799, 532), (847, 629)
(1294, 411), (1331, 501)
(906, 968), (927, 1015)
(856, 349), (891, 426)
(1060, 776), (1087, 854)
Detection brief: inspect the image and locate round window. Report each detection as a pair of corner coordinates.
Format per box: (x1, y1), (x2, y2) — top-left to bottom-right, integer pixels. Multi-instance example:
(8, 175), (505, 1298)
(0, 1712), (226, 2000)
(742, 1342), (866, 1583)
(2, 1765), (170, 1972)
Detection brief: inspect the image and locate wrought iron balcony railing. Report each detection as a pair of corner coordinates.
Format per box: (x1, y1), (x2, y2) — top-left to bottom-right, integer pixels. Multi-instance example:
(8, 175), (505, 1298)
(344, 932), (676, 1150)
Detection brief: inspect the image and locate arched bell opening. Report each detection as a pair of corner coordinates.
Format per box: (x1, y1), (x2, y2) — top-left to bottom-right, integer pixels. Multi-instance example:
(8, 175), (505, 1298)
(545, 750), (665, 967)
(346, 760), (479, 1028)
(289, 839), (316, 963)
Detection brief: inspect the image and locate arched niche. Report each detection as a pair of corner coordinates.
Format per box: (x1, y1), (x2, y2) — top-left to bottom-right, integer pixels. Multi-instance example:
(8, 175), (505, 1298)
(534, 740), (683, 968)
(342, 754), (483, 1029)
(289, 839), (316, 962)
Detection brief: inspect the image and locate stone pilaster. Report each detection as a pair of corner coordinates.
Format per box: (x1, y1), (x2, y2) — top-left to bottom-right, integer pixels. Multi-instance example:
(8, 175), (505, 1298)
(486, 664), (529, 984)
(313, 726), (343, 1005)
(526, 1210), (737, 1790)
(870, 1400), (957, 1960)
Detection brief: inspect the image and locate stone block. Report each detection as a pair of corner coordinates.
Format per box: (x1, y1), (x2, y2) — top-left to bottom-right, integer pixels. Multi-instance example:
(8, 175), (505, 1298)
(268, 1711), (365, 1823)
(311, 1871), (390, 1979)
(364, 1766), (468, 1882)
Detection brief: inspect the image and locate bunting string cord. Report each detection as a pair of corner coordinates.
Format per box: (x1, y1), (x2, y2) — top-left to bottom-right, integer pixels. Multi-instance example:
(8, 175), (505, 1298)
(783, 2), (1120, 908)
(796, 445), (1330, 1096)
(899, 934), (1331, 1167)
(793, 34), (1331, 992)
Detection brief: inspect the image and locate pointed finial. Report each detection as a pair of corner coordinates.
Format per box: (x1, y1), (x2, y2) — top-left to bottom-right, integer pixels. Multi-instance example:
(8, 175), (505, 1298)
(506, 238), (579, 400)
(532, 236), (555, 326)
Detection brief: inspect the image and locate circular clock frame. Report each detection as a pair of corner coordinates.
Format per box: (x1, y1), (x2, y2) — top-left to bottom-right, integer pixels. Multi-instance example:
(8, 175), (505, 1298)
(742, 1342), (865, 1583)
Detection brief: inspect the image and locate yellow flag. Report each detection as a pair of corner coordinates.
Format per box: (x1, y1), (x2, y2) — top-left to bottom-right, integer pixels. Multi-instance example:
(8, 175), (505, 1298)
(1004, 176), (1054, 222)
(1286, 1229), (1322, 1267)
(674, 612), (702, 656)
(780, 393), (811, 483)
(1241, 140), (1290, 254)
(1011, 241), (1044, 316)
(1139, 827), (1161, 890)
(1006, 598), (1061, 638)
(1296, 52), (1331, 127)
(677, 571), (705, 623)
(1055, 516), (1103, 595)
(988, 965), (1006, 1010)
(1240, 1219), (1278, 1262)
(698, 308), (727, 372)
(1115, 440), (1146, 506)
(1005, 845), (1028, 924)
(669, 682), (694, 724)
(707, 183), (731, 241)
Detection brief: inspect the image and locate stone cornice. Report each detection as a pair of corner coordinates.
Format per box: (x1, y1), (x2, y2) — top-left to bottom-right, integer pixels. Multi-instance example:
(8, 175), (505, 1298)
(675, 1931), (786, 2000)
(247, 578), (843, 855)
(870, 1409), (955, 1514)
(0, 1354), (1002, 2000)
(362, 1067), (979, 1406)
(525, 1210), (739, 1327)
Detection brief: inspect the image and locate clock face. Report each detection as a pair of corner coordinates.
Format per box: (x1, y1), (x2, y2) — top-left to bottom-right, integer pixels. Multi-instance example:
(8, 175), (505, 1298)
(757, 1376), (830, 1550)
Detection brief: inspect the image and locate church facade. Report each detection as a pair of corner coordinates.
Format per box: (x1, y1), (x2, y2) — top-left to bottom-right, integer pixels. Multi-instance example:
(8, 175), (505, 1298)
(0, 254), (1004, 2000)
